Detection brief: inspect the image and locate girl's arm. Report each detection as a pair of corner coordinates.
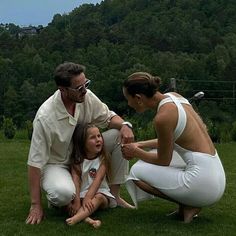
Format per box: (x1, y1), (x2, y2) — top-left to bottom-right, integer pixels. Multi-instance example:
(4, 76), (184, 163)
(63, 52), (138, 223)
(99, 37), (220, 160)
(85, 163), (106, 198)
(68, 165), (81, 215)
(71, 165), (81, 198)
(82, 163), (106, 211)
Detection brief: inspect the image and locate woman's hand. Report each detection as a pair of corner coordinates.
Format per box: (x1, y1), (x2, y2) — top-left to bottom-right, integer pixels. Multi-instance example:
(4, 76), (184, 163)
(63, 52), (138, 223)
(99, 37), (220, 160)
(121, 142), (140, 160)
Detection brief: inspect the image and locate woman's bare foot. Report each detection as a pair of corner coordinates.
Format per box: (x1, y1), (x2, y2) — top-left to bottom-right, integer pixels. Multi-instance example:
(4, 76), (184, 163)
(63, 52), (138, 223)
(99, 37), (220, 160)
(183, 206), (201, 223)
(116, 197), (135, 209)
(166, 205), (184, 219)
(84, 217), (101, 229)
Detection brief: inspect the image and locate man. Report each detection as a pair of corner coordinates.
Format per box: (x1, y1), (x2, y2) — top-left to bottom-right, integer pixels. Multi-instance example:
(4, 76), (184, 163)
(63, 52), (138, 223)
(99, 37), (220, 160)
(26, 62), (134, 224)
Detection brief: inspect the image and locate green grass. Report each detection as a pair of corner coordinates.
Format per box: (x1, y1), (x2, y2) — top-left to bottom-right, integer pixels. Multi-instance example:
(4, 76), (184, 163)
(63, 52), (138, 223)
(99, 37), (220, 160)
(0, 138), (235, 236)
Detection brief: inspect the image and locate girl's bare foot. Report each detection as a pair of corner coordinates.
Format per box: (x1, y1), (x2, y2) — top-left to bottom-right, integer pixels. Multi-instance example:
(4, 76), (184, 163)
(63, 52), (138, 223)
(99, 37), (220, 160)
(66, 215), (79, 226)
(84, 217), (101, 229)
(91, 220), (101, 228)
(183, 206), (201, 223)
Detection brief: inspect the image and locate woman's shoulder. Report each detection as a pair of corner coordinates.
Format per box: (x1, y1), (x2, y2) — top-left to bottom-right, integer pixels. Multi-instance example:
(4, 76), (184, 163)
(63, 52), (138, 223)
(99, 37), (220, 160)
(154, 104), (178, 130)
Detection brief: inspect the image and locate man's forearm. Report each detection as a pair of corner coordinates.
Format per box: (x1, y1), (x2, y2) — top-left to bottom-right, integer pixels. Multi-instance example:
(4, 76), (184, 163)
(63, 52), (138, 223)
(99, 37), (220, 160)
(108, 115), (124, 130)
(28, 166), (42, 205)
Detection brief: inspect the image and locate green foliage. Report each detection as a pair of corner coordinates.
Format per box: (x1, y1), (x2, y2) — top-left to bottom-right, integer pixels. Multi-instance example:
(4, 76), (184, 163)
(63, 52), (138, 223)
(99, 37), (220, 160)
(25, 120), (33, 140)
(203, 118), (220, 143)
(2, 117), (16, 139)
(0, 0), (236, 128)
(231, 121), (236, 141)
(218, 122), (232, 143)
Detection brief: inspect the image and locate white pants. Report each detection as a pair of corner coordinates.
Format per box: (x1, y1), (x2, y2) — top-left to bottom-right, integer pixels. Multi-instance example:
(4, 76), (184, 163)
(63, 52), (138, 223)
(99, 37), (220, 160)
(126, 150), (186, 208)
(41, 129), (128, 207)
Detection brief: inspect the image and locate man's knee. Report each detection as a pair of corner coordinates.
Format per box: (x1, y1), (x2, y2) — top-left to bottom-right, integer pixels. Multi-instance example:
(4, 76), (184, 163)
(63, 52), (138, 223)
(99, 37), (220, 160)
(46, 184), (75, 207)
(103, 129), (120, 151)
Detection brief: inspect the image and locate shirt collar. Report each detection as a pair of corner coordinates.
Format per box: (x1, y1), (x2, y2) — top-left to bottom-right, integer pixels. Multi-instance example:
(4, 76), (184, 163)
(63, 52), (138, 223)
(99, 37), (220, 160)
(54, 90), (78, 125)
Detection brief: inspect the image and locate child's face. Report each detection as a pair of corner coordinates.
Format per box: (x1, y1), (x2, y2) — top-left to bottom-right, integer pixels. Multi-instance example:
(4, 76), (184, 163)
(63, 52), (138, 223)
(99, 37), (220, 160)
(85, 127), (103, 158)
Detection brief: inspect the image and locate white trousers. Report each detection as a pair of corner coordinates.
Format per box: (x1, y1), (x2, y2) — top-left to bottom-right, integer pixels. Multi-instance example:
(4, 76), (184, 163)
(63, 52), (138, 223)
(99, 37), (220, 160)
(41, 129), (128, 207)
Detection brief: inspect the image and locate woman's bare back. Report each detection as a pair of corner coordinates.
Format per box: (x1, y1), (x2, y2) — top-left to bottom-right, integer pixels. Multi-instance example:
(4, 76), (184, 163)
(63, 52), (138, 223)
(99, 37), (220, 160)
(176, 103), (215, 155)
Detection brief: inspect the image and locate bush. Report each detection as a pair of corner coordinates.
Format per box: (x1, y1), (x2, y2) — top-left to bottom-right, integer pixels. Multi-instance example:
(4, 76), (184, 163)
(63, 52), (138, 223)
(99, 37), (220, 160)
(231, 121), (236, 141)
(25, 120), (33, 140)
(135, 121), (156, 141)
(2, 117), (16, 139)
(218, 122), (232, 143)
(204, 118), (220, 143)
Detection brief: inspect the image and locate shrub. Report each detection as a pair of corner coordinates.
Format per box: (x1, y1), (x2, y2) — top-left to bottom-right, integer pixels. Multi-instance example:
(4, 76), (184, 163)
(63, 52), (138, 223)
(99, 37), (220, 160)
(25, 120), (33, 140)
(204, 118), (220, 143)
(231, 121), (236, 141)
(2, 117), (16, 139)
(218, 122), (232, 143)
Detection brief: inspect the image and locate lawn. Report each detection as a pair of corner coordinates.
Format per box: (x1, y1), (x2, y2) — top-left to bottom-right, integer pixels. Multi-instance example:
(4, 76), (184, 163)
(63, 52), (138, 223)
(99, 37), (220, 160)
(0, 138), (235, 236)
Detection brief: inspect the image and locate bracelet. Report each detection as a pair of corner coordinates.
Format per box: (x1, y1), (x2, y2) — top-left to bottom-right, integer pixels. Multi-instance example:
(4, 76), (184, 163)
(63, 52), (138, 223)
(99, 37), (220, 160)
(122, 121), (133, 129)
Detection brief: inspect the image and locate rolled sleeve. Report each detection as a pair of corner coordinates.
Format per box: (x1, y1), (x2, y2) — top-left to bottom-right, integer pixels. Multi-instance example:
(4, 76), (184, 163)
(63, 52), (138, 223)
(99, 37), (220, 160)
(27, 118), (52, 169)
(84, 90), (117, 128)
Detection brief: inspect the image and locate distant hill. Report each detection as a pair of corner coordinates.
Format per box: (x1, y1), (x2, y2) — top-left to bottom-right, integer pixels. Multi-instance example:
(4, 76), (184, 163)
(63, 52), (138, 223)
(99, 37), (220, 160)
(0, 0), (236, 129)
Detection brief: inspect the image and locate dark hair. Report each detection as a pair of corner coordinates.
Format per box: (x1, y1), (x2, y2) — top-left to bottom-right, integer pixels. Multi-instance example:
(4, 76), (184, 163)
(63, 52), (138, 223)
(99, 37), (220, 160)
(54, 62), (85, 87)
(123, 72), (161, 98)
(70, 123), (111, 180)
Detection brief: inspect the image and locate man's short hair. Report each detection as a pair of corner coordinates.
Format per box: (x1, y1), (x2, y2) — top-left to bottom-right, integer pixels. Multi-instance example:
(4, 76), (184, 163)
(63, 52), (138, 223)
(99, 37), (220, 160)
(54, 62), (85, 87)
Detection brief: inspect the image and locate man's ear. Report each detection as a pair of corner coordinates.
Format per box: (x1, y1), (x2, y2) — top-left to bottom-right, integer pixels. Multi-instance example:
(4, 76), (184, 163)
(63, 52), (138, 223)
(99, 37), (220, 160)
(135, 94), (142, 101)
(58, 86), (66, 92)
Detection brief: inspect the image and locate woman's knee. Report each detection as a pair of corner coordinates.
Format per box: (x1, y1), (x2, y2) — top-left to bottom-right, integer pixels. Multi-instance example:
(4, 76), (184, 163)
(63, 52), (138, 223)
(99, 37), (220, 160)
(129, 162), (143, 179)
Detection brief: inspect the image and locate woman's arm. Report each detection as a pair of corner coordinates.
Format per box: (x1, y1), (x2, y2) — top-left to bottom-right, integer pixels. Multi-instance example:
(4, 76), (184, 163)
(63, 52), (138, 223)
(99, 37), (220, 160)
(122, 108), (176, 166)
(137, 139), (158, 149)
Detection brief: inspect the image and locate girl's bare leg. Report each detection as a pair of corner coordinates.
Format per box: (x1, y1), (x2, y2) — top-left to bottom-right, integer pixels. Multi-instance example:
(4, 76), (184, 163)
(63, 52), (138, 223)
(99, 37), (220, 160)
(66, 193), (108, 226)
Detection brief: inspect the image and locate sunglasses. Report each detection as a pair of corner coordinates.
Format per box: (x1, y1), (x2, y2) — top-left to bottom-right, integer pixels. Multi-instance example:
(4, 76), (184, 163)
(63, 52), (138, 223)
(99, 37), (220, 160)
(67, 79), (91, 93)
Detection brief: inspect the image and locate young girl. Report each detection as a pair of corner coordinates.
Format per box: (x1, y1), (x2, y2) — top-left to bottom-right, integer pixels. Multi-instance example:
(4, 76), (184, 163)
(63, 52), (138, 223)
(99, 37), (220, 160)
(66, 124), (117, 228)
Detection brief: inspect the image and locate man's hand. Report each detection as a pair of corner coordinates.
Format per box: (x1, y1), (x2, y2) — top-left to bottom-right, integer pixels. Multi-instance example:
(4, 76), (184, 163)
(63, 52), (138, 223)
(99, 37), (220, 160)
(25, 204), (44, 224)
(120, 125), (134, 144)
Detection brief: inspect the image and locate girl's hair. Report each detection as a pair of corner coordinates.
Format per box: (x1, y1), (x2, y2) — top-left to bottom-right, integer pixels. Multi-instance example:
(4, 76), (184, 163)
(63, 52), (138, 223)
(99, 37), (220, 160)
(71, 123), (111, 181)
(123, 72), (161, 98)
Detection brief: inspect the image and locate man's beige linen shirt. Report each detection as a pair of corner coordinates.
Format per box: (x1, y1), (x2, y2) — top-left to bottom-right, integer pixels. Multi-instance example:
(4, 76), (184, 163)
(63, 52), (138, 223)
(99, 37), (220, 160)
(27, 89), (116, 169)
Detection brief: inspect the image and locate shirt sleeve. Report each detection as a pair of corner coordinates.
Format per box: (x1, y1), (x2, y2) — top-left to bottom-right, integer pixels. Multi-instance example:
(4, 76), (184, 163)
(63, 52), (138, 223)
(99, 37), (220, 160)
(86, 90), (117, 128)
(27, 118), (52, 169)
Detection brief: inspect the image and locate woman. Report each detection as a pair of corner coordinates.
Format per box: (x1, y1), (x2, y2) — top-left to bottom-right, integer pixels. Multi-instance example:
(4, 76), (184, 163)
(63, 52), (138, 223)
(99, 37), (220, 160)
(121, 72), (226, 223)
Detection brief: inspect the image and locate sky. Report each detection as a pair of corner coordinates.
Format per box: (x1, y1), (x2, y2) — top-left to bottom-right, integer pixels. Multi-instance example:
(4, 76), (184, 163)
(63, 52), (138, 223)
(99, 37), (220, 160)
(0, 0), (102, 26)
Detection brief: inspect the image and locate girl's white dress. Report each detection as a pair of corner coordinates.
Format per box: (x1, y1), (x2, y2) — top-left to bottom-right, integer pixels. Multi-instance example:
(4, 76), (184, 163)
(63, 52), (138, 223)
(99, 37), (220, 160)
(80, 156), (117, 208)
